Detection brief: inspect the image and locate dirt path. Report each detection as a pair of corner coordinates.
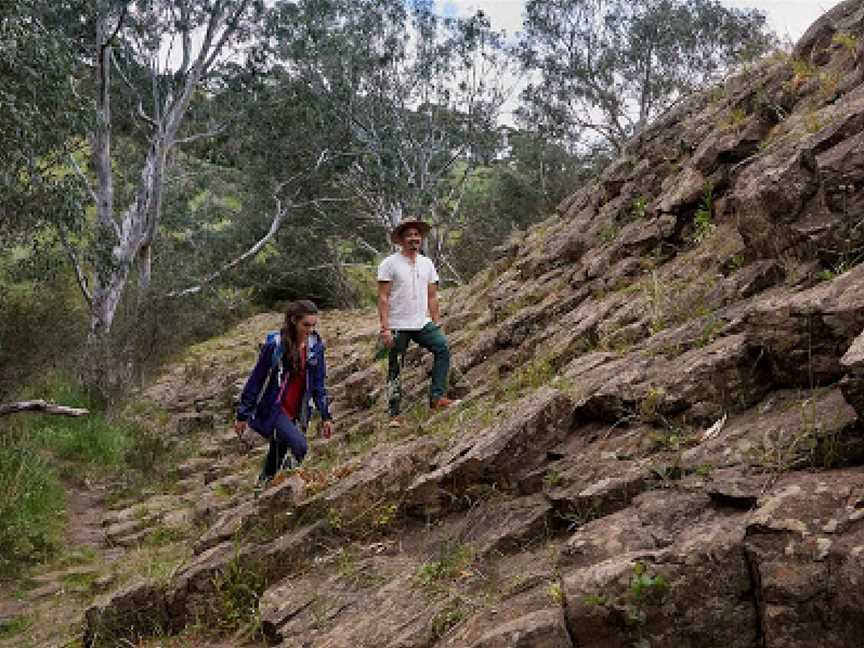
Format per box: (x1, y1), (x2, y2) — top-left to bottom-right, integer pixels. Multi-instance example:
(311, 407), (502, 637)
(0, 481), (115, 648)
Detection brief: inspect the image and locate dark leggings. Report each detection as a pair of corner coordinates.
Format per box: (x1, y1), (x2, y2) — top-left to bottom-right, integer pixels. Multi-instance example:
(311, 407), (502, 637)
(261, 412), (308, 479)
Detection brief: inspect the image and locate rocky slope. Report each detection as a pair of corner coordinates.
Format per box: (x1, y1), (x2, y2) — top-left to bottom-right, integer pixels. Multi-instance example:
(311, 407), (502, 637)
(83, 3), (864, 647)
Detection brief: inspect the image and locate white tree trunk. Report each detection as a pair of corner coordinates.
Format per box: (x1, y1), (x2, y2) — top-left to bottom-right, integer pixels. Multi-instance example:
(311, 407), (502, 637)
(79, 3), (249, 349)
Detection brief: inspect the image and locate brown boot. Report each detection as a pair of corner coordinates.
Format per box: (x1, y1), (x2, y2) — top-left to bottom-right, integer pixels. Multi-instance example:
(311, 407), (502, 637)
(430, 397), (460, 410)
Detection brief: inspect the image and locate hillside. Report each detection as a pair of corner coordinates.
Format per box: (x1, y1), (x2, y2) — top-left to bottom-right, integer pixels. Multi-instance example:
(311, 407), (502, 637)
(18, 2), (864, 646)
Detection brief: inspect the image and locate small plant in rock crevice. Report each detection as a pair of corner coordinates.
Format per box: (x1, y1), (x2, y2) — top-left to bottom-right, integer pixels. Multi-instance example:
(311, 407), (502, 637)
(631, 196), (649, 220)
(543, 468), (563, 489)
(430, 596), (472, 638)
(748, 398), (849, 474)
(417, 539), (475, 590)
(553, 504), (601, 532)
(722, 107), (748, 130)
(498, 356), (556, 401)
(832, 31), (859, 53)
(690, 183), (716, 244)
(599, 223), (620, 244)
(549, 581), (565, 606)
(211, 551), (266, 636)
(583, 561), (669, 647)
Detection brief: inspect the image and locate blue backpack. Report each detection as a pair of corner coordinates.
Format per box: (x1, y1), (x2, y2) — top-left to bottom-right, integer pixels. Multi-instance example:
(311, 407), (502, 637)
(264, 331), (283, 370)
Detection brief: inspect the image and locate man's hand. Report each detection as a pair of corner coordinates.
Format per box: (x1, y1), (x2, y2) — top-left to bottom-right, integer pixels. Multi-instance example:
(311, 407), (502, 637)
(234, 420), (247, 435)
(379, 329), (394, 348)
(322, 420), (334, 439)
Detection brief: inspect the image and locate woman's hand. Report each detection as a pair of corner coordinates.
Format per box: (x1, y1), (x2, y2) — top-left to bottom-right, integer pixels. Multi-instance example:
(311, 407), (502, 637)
(322, 420), (334, 439)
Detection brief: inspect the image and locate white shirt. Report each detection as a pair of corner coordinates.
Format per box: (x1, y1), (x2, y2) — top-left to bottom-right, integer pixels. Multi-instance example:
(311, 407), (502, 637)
(377, 252), (439, 330)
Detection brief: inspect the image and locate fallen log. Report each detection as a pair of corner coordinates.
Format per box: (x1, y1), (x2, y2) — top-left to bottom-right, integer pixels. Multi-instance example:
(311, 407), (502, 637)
(0, 400), (89, 417)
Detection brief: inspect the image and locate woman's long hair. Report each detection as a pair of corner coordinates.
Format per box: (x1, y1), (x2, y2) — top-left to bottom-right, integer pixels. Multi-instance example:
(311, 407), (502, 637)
(280, 300), (319, 373)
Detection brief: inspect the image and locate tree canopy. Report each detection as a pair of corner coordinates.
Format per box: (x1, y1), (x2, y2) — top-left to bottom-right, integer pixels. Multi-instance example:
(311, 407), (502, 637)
(518, 0), (775, 152)
(0, 0), (781, 395)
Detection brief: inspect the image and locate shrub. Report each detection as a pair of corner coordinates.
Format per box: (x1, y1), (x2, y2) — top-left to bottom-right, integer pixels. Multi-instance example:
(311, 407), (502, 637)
(23, 377), (135, 474)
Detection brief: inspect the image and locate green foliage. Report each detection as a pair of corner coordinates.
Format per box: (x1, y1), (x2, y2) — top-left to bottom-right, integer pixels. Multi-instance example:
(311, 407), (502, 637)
(518, 0), (775, 150)
(817, 251), (864, 282)
(554, 505), (600, 531)
(212, 553), (266, 635)
(791, 58), (817, 80)
(0, 614), (33, 639)
(417, 540), (474, 589)
(584, 561), (669, 645)
(0, 254), (87, 400)
(0, 429), (65, 579)
(691, 183), (716, 243)
(0, 0), (88, 239)
(628, 561), (669, 601)
(722, 107), (748, 129)
(697, 315), (724, 348)
(22, 378), (136, 474)
(583, 593), (612, 606)
(832, 32), (859, 52)
(549, 582), (566, 605)
(0, 375), (184, 577)
(631, 196), (649, 219)
(728, 254), (745, 272)
(750, 397), (851, 472)
(599, 223), (620, 244)
(430, 597), (470, 638)
(499, 357), (556, 401)
(543, 468), (563, 489)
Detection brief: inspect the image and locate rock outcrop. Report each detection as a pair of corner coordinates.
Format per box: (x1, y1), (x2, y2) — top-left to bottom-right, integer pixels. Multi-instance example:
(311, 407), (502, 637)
(82, 5), (864, 647)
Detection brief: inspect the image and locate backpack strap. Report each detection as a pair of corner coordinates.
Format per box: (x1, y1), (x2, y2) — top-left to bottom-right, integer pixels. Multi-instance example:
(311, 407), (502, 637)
(265, 331), (282, 370)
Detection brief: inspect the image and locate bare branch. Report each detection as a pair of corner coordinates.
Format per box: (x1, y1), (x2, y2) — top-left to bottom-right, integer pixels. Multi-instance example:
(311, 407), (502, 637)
(0, 400), (89, 418)
(439, 255), (465, 286)
(58, 227), (92, 307)
(176, 2), (193, 77)
(174, 124), (228, 145)
(111, 50), (158, 129)
(68, 154), (99, 207)
(167, 198), (292, 298)
(202, 0), (252, 74)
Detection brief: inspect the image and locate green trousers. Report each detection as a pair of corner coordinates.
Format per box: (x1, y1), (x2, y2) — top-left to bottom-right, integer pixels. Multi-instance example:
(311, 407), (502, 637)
(387, 322), (450, 416)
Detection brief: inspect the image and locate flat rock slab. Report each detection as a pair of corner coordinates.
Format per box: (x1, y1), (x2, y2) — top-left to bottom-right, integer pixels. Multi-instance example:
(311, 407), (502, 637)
(83, 578), (169, 646)
(406, 388), (574, 516)
(745, 469), (864, 648)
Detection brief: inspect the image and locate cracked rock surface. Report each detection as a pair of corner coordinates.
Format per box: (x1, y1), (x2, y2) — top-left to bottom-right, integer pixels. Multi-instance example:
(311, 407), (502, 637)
(79, 4), (864, 646)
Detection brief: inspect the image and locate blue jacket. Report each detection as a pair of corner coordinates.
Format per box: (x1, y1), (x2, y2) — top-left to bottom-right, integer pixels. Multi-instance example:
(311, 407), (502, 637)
(237, 331), (332, 435)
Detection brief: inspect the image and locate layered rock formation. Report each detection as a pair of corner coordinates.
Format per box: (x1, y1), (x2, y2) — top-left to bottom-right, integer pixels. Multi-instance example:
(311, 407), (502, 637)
(84, 3), (864, 646)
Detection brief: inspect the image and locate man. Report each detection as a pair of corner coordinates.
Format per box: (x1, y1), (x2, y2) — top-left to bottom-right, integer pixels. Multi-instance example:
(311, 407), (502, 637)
(378, 217), (457, 426)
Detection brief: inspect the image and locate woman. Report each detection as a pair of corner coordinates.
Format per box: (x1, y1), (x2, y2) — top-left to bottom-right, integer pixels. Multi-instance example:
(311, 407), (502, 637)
(234, 300), (334, 488)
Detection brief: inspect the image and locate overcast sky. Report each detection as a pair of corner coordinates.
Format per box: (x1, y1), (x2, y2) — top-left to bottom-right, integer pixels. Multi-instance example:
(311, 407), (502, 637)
(438, 0), (840, 44)
(437, 0), (843, 124)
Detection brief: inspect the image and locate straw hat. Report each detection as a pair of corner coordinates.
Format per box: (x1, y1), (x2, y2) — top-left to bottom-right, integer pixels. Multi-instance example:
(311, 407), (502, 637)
(390, 218), (431, 244)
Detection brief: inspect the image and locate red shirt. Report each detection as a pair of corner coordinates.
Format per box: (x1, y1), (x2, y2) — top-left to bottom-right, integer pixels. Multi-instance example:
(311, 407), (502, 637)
(280, 348), (306, 421)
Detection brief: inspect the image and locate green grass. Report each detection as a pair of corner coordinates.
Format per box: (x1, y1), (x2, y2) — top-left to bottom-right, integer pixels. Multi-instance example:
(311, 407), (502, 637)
(431, 597), (470, 638)
(212, 551), (266, 635)
(0, 614), (33, 639)
(498, 357), (555, 401)
(0, 430), (65, 579)
(417, 539), (474, 589)
(0, 375), (184, 578)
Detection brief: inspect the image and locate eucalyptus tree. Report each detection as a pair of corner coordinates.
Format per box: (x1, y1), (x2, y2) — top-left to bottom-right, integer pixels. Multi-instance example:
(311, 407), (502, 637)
(0, 0), (87, 240)
(34, 0), (267, 389)
(268, 0), (512, 279)
(518, 0), (775, 153)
